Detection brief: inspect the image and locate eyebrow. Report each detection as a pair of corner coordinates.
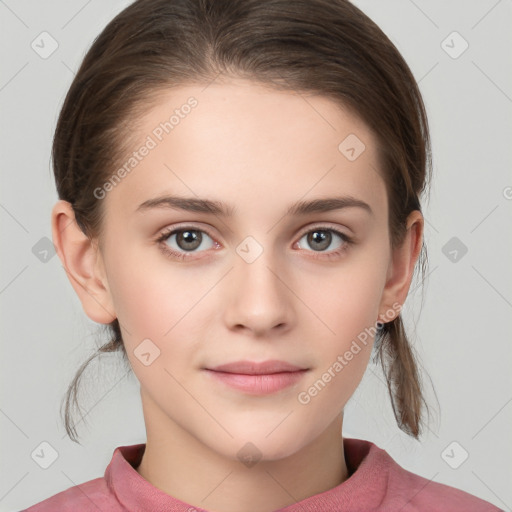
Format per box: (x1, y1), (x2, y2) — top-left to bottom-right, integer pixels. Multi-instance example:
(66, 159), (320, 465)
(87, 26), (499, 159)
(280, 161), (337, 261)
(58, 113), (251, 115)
(135, 195), (373, 217)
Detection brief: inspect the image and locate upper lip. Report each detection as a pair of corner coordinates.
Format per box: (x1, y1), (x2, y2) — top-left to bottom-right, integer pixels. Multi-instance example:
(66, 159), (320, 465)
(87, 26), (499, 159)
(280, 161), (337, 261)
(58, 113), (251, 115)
(205, 360), (307, 375)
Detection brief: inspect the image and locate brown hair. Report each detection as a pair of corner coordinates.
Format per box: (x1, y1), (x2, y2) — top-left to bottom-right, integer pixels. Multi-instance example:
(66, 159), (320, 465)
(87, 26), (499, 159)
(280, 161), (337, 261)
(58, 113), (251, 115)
(53, 0), (434, 443)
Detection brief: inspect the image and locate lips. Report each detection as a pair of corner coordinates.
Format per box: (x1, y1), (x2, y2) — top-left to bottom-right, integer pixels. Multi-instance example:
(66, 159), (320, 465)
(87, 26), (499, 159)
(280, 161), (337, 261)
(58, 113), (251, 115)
(206, 360), (306, 375)
(203, 360), (309, 395)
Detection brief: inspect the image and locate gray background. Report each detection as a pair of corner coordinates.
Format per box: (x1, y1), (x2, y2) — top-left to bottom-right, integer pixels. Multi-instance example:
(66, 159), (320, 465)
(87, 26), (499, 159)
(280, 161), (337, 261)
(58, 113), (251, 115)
(1, 1), (511, 510)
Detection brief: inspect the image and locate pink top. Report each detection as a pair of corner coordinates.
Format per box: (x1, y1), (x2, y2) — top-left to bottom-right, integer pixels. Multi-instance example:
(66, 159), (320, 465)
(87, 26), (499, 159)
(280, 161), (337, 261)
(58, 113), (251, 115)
(23, 437), (502, 511)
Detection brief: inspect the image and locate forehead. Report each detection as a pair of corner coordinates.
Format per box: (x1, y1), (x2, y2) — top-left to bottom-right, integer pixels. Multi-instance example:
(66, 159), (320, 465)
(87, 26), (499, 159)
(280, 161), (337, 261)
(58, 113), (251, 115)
(103, 79), (386, 220)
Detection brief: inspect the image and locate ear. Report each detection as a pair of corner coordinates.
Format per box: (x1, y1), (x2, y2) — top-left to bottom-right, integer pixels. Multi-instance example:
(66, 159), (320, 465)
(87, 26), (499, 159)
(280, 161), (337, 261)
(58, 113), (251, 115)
(51, 200), (116, 324)
(378, 210), (424, 323)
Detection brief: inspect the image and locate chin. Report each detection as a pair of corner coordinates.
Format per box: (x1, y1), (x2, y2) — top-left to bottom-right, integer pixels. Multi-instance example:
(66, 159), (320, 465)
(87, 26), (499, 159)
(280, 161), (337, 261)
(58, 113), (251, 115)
(211, 423), (311, 463)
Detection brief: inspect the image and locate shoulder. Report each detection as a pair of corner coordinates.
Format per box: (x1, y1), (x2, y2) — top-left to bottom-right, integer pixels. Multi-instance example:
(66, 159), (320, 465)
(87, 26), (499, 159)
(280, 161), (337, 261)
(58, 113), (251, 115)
(376, 446), (503, 511)
(344, 438), (501, 511)
(22, 476), (122, 512)
(22, 443), (146, 511)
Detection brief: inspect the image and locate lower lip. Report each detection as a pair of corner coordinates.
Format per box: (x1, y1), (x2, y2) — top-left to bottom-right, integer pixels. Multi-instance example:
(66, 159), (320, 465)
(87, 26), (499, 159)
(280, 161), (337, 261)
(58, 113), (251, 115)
(203, 369), (308, 395)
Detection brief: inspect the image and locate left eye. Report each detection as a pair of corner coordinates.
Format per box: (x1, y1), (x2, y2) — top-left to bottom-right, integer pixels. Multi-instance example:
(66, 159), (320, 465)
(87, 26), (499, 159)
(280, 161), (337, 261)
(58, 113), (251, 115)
(296, 228), (349, 253)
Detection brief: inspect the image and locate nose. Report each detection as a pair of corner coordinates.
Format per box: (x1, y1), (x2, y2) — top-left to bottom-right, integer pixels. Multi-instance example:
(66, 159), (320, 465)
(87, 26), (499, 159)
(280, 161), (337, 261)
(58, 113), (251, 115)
(223, 246), (295, 337)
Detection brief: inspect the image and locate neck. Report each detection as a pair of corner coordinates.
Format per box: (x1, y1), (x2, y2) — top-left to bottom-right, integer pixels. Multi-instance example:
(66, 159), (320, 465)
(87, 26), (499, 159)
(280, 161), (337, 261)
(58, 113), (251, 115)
(135, 391), (348, 512)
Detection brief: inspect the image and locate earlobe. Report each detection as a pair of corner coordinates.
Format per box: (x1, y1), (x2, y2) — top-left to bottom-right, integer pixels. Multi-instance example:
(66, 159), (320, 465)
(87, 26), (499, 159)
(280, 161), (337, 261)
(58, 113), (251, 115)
(51, 200), (116, 324)
(378, 210), (424, 323)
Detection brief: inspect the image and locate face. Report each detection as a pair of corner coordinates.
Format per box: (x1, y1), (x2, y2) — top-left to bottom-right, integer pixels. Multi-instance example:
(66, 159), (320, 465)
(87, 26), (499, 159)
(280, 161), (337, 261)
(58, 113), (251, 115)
(93, 78), (397, 461)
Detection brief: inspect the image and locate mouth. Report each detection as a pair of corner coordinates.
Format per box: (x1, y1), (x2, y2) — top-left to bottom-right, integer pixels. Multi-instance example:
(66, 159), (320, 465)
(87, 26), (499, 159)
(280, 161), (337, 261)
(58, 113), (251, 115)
(202, 360), (310, 395)
(205, 359), (307, 374)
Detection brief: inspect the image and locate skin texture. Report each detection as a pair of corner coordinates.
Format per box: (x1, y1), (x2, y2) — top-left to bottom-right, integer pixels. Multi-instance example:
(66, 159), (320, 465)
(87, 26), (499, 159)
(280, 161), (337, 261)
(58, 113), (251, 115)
(52, 78), (423, 512)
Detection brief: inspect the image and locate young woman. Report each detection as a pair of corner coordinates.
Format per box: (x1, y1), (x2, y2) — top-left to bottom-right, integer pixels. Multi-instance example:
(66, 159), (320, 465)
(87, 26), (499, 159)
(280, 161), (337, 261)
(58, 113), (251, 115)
(24, 0), (502, 510)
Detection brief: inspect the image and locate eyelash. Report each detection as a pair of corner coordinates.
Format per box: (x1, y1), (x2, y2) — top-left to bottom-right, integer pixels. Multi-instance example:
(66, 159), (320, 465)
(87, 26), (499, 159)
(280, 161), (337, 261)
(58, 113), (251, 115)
(155, 224), (354, 262)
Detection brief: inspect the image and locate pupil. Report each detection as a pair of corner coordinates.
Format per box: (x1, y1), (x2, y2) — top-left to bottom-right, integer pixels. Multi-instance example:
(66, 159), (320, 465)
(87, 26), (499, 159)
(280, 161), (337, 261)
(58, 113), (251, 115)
(308, 230), (330, 251)
(178, 230), (201, 250)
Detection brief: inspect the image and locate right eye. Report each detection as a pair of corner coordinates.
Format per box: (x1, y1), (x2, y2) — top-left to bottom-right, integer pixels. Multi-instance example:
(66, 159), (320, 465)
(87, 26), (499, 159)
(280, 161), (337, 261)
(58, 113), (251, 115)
(156, 226), (219, 261)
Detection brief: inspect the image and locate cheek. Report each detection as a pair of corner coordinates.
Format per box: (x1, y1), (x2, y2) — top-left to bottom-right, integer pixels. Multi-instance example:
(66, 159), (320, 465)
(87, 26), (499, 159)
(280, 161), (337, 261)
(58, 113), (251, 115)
(295, 250), (388, 400)
(105, 233), (189, 325)
(107, 263), (204, 394)
(304, 256), (388, 344)
(296, 276), (383, 419)
(106, 249), (216, 377)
